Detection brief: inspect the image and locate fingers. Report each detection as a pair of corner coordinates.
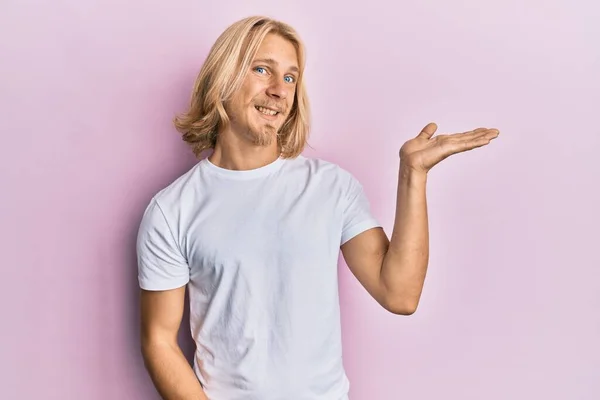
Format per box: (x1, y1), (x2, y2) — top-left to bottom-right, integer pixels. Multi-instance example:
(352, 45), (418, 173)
(455, 128), (499, 141)
(474, 128), (500, 143)
(461, 127), (498, 137)
(422, 125), (499, 141)
(464, 135), (494, 150)
(441, 128), (499, 154)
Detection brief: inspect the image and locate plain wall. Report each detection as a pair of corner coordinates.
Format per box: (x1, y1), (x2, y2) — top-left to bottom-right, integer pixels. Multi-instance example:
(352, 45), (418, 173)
(1, 0), (598, 399)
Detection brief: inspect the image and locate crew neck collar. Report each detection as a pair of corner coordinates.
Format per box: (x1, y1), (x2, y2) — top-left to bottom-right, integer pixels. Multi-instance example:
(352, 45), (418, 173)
(201, 156), (284, 180)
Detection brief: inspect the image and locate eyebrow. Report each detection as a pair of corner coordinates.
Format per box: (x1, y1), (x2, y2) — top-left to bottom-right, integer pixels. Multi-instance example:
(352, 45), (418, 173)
(253, 58), (299, 74)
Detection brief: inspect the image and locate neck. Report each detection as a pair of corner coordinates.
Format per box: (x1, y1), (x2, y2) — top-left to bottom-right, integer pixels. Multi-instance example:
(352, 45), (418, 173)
(208, 130), (281, 171)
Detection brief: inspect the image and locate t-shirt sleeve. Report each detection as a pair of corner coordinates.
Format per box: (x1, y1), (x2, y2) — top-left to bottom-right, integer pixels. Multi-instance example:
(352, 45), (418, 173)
(340, 172), (382, 245)
(136, 198), (190, 291)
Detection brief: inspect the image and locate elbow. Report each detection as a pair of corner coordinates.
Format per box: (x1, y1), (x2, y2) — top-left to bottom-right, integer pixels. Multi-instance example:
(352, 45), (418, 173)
(140, 338), (155, 364)
(140, 335), (176, 361)
(386, 304), (417, 316)
(383, 296), (419, 316)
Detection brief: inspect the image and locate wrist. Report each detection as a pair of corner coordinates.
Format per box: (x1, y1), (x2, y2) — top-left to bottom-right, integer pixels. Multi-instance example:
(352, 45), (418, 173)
(399, 162), (428, 185)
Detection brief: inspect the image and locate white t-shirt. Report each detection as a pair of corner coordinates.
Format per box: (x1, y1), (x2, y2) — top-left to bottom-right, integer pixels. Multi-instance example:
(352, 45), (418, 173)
(137, 154), (381, 400)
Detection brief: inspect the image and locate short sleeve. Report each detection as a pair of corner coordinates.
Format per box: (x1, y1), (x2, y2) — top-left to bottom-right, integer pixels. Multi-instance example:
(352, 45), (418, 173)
(136, 198), (190, 291)
(340, 172), (382, 245)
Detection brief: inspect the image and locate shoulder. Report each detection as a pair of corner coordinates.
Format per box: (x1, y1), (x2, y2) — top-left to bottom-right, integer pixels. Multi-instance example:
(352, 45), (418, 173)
(306, 156), (363, 193)
(285, 155), (356, 182)
(144, 161), (204, 215)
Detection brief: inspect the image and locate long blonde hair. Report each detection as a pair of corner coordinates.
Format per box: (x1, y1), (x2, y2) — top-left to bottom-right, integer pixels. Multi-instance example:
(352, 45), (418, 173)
(173, 16), (311, 159)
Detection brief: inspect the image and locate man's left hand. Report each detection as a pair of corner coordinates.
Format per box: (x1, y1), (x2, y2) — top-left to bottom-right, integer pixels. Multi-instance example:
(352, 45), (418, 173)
(399, 122), (500, 174)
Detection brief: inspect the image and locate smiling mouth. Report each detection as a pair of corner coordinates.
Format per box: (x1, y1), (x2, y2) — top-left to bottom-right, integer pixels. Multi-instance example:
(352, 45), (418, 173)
(255, 105), (280, 116)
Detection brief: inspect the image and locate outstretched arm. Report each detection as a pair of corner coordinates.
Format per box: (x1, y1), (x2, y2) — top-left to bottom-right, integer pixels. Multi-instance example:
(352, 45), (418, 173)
(341, 123), (500, 315)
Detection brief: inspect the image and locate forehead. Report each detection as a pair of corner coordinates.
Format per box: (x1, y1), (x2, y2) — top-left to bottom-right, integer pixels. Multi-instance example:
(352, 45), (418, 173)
(253, 33), (299, 71)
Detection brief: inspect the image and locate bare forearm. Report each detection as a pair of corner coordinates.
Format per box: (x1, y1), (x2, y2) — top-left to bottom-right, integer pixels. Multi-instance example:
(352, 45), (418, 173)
(142, 342), (208, 400)
(381, 162), (429, 313)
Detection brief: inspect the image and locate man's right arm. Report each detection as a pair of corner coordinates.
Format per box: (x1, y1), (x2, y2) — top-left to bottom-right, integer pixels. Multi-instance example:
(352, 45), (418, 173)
(140, 286), (208, 400)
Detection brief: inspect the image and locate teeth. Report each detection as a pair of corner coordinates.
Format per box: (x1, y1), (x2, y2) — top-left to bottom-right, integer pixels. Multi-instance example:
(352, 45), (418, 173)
(256, 106), (278, 116)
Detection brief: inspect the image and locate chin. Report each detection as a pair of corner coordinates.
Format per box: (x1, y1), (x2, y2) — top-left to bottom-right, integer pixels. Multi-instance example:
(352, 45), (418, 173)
(247, 122), (279, 147)
(247, 128), (276, 147)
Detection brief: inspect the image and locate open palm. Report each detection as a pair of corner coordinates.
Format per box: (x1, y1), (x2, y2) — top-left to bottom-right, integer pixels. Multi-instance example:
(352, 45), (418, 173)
(399, 122), (500, 173)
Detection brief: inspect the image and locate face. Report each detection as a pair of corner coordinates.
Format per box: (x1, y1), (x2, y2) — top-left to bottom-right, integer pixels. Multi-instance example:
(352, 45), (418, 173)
(224, 33), (299, 148)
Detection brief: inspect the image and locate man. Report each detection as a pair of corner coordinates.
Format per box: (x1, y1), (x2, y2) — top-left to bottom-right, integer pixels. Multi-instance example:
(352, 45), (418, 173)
(136, 15), (499, 400)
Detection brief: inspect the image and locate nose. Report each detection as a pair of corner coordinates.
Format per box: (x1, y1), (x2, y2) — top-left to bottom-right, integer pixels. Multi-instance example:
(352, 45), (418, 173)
(266, 78), (287, 100)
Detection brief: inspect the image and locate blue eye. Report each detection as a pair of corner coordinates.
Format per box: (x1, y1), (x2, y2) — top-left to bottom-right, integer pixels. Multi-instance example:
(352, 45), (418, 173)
(255, 67), (267, 74)
(284, 76), (295, 83)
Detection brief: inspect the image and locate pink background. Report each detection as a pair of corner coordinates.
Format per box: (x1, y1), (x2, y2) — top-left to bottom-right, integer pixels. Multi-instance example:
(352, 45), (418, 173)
(1, 1), (599, 399)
